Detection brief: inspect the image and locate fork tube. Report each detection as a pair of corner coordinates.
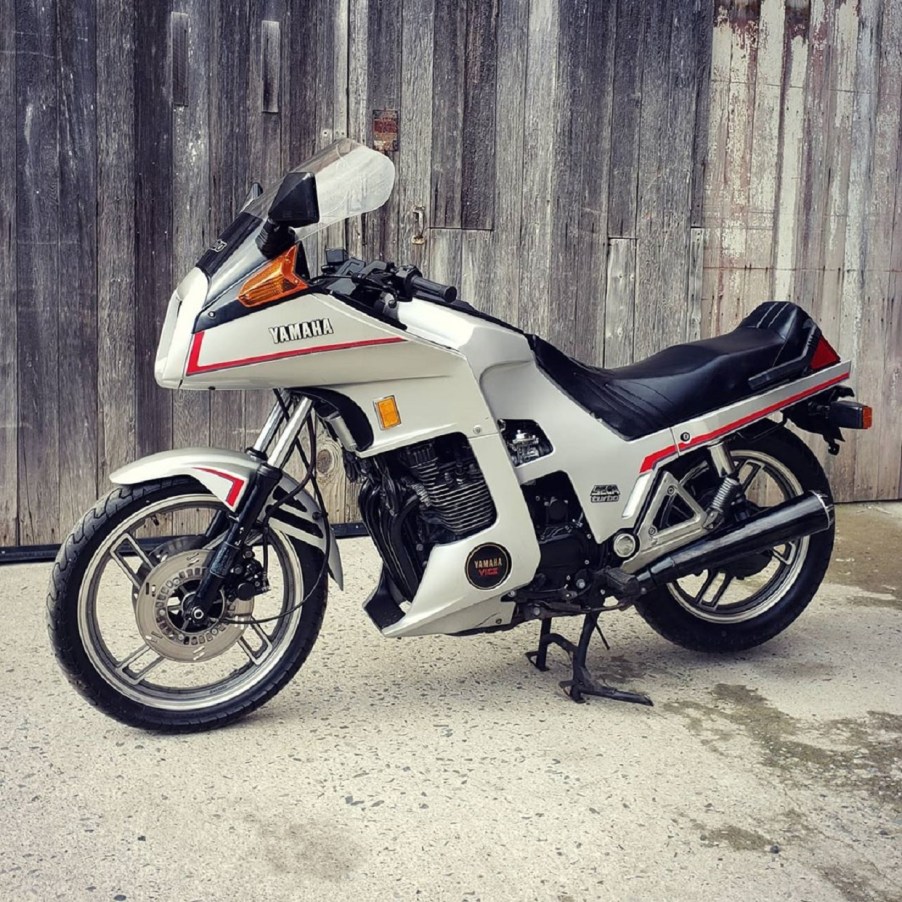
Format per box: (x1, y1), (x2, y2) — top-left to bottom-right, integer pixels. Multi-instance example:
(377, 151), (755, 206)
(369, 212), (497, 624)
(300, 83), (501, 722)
(251, 391), (290, 455)
(267, 397), (314, 469)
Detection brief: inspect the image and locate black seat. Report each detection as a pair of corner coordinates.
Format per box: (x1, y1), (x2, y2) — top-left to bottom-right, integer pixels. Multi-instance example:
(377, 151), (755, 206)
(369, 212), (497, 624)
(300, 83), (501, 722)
(530, 302), (818, 440)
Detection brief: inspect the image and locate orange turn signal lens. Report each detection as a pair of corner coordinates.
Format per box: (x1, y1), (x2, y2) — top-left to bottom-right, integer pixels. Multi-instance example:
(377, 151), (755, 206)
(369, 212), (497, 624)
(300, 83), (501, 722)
(374, 396), (401, 430)
(862, 405), (873, 429)
(238, 244), (307, 308)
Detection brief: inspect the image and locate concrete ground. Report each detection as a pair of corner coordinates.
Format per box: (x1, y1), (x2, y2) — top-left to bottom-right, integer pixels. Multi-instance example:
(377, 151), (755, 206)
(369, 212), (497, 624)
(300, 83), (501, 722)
(1, 505), (900, 902)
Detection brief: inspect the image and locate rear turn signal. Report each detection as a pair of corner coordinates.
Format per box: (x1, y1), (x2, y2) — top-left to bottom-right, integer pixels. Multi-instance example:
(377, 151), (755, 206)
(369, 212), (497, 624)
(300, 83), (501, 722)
(810, 335), (841, 371)
(238, 244), (308, 308)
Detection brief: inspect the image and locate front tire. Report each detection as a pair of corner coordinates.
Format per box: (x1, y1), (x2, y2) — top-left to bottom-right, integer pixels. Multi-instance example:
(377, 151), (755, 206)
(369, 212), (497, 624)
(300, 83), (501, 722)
(47, 478), (327, 732)
(634, 425), (834, 653)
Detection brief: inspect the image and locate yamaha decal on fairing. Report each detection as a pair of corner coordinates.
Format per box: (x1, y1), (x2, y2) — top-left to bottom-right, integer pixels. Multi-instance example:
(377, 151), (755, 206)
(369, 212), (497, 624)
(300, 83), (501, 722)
(269, 318), (335, 345)
(590, 484), (620, 503)
(465, 543), (512, 590)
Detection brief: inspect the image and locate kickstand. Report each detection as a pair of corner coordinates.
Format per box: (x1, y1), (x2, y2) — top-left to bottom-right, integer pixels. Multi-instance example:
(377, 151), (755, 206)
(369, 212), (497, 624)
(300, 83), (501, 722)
(525, 613), (653, 706)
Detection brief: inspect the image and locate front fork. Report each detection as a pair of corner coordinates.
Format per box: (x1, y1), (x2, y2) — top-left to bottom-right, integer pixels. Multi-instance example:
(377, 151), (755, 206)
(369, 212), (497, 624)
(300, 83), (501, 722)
(184, 393), (315, 622)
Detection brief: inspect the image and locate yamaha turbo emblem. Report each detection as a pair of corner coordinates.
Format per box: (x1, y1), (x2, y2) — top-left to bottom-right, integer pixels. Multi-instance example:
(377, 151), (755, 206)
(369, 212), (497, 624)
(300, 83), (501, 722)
(465, 543), (512, 590)
(269, 318), (334, 344)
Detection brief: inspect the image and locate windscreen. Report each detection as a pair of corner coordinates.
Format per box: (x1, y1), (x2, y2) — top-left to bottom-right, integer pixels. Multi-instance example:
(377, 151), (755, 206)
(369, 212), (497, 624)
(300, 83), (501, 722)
(197, 138), (395, 304)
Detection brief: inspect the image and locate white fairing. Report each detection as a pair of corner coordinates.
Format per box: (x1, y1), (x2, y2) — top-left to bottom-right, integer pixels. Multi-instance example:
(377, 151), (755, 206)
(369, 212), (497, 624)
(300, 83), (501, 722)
(145, 138), (853, 640)
(153, 269), (850, 637)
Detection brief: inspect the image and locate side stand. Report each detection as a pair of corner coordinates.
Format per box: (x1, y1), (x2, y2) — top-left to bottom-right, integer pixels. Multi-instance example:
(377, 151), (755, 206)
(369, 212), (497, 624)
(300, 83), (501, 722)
(525, 613), (653, 706)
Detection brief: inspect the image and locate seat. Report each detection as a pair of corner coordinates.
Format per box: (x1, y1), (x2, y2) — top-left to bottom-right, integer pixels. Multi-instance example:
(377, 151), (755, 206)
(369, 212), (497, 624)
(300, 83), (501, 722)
(530, 302), (817, 440)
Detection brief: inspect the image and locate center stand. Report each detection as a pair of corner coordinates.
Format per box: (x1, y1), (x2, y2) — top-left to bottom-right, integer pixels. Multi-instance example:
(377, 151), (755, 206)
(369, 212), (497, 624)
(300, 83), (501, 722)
(526, 613), (654, 706)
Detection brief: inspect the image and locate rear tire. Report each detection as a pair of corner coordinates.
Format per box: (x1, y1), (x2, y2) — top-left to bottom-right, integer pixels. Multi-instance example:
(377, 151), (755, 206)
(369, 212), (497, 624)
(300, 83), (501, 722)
(634, 425), (834, 653)
(47, 478), (327, 732)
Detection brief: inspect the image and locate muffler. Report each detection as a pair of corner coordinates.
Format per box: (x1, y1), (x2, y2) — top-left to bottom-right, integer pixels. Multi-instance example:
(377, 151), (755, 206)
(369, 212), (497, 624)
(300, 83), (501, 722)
(605, 491), (833, 597)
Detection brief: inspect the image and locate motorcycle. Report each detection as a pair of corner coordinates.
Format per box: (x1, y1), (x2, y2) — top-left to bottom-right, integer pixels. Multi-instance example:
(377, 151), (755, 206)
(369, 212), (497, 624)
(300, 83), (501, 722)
(47, 139), (872, 731)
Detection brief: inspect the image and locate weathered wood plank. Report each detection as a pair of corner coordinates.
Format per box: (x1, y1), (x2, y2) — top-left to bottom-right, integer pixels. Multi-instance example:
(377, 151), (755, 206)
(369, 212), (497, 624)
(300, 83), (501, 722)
(426, 228), (463, 289)
(518, 0), (559, 339)
(690, 0), (715, 228)
(171, 12), (189, 108)
(430, 0), (466, 229)
(0, 0), (16, 543)
(364, 0), (402, 261)
(460, 0), (498, 230)
(834, 0), (880, 499)
(97, 0), (136, 486)
(607, 0), (645, 239)
(603, 238), (636, 367)
(262, 20), (281, 114)
(633, 0), (700, 359)
(209, 0), (251, 452)
(16, 0), (60, 544)
(549, 0), (615, 362)
(134, 0), (173, 459)
(854, 0), (902, 500)
(58, 0), (99, 531)
(172, 1), (211, 452)
(687, 227), (705, 341)
(398, 0), (435, 272)
(485, 0), (528, 328)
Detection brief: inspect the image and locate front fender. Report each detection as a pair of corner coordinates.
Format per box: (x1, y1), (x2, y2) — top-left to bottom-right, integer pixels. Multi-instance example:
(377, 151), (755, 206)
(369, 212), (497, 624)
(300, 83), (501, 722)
(110, 447), (343, 588)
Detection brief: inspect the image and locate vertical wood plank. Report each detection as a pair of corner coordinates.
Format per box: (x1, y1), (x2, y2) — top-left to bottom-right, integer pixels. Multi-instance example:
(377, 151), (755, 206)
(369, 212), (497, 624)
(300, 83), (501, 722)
(16, 0), (60, 544)
(134, 0), (174, 459)
(364, 0), (402, 261)
(633, 0), (702, 359)
(834, 0), (881, 499)
(430, 0), (466, 229)
(485, 0), (528, 328)
(171, 0), (211, 452)
(607, 0), (645, 239)
(58, 0), (99, 530)
(689, 0), (715, 228)
(687, 227), (705, 342)
(603, 238), (636, 367)
(460, 0), (498, 230)
(209, 0), (250, 451)
(97, 0), (136, 486)
(518, 0), (559, 339)
(262, 20), (281, 113)
(0, 0), (16, 543)
(549, 0), (616, 361)
(853, 0), (901, 500)
(398, 0), (435, 272)
(171, 12), (189, 108)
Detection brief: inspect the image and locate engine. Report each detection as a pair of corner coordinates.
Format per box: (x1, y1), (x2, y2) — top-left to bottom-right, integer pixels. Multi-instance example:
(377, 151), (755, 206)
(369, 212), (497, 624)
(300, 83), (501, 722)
(356, 433), (496, 599)
(523, 472), (599, 593)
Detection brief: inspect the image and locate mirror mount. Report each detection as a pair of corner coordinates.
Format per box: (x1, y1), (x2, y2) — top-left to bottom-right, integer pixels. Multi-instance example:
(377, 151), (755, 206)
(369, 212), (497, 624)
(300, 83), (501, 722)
(256, 171), (320, 259)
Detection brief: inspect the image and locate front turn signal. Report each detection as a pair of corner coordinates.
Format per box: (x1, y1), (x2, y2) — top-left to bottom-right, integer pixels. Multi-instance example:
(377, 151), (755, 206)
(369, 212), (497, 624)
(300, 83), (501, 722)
(238, 244), (308, 307)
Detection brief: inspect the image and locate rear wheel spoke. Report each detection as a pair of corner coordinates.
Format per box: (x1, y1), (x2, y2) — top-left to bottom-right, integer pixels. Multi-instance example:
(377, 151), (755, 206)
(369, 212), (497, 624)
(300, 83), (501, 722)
(699, 574), (733, 609)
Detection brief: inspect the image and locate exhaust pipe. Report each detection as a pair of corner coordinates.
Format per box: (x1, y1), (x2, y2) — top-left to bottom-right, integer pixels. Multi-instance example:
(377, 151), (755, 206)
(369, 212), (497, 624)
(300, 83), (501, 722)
(606, 491), (833, 597)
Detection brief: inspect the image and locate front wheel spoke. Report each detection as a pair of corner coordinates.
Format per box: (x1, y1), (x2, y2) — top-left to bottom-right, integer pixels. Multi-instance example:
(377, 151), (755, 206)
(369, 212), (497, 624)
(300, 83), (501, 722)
(115, 644), (164, 685)
(238, 622), (274, 665)
(700, 574), (733, 609)
(111, 533), (154, 588)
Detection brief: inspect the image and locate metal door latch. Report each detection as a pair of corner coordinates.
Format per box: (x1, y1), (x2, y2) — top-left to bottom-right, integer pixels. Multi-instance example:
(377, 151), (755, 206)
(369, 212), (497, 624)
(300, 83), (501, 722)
(411, 205), (426, 245)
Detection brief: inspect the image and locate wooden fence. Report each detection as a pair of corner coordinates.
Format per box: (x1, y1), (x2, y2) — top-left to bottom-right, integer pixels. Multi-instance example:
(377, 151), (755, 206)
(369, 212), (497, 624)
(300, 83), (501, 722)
(2, 0), (900, 546)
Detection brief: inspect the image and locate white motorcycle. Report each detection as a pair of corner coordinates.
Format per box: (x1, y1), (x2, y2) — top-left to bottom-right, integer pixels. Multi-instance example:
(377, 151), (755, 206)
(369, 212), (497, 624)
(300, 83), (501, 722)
(47, 140), (872, 731)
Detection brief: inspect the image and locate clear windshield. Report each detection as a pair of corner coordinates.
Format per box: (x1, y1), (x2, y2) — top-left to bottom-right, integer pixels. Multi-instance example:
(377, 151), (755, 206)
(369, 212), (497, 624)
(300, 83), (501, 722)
(244, 139), (395, 240)
(199, 139), (395, 303)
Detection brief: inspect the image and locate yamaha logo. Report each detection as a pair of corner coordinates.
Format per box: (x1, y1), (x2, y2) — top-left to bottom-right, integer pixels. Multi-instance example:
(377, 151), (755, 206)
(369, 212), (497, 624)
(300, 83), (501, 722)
(269, 318), (334, 344)
(465, 543), (512, 590)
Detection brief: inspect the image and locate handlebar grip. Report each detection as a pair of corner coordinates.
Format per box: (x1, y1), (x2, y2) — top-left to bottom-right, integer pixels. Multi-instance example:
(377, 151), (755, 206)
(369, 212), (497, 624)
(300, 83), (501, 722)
(410, 274), (457, 303)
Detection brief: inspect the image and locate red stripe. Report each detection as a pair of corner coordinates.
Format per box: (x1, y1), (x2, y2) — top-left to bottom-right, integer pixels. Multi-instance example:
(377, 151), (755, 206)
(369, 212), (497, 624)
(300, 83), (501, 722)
(195, 467), (246, 507)
(639, 369), (851, 473)
(186, 330), (405, 376)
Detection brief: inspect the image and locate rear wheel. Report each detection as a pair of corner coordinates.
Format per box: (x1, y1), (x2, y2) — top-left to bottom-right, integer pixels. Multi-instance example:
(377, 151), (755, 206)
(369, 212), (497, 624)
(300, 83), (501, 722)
(634, 425), (834, 652)
(47, 478), (327, 732)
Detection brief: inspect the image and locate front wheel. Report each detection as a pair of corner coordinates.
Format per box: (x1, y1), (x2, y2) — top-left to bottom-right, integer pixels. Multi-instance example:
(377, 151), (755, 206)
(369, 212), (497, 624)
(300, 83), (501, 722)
(634, 425), (834, 653)
(47, 478), (327, 732)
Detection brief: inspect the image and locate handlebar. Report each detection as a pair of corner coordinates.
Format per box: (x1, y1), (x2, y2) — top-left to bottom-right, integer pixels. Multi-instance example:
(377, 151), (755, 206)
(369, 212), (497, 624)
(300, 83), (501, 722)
(395, 264), (458, 304)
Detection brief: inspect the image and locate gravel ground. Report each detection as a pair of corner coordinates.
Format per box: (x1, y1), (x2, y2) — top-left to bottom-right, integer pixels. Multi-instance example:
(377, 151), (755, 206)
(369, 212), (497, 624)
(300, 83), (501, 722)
(1, 503), (900, 902)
